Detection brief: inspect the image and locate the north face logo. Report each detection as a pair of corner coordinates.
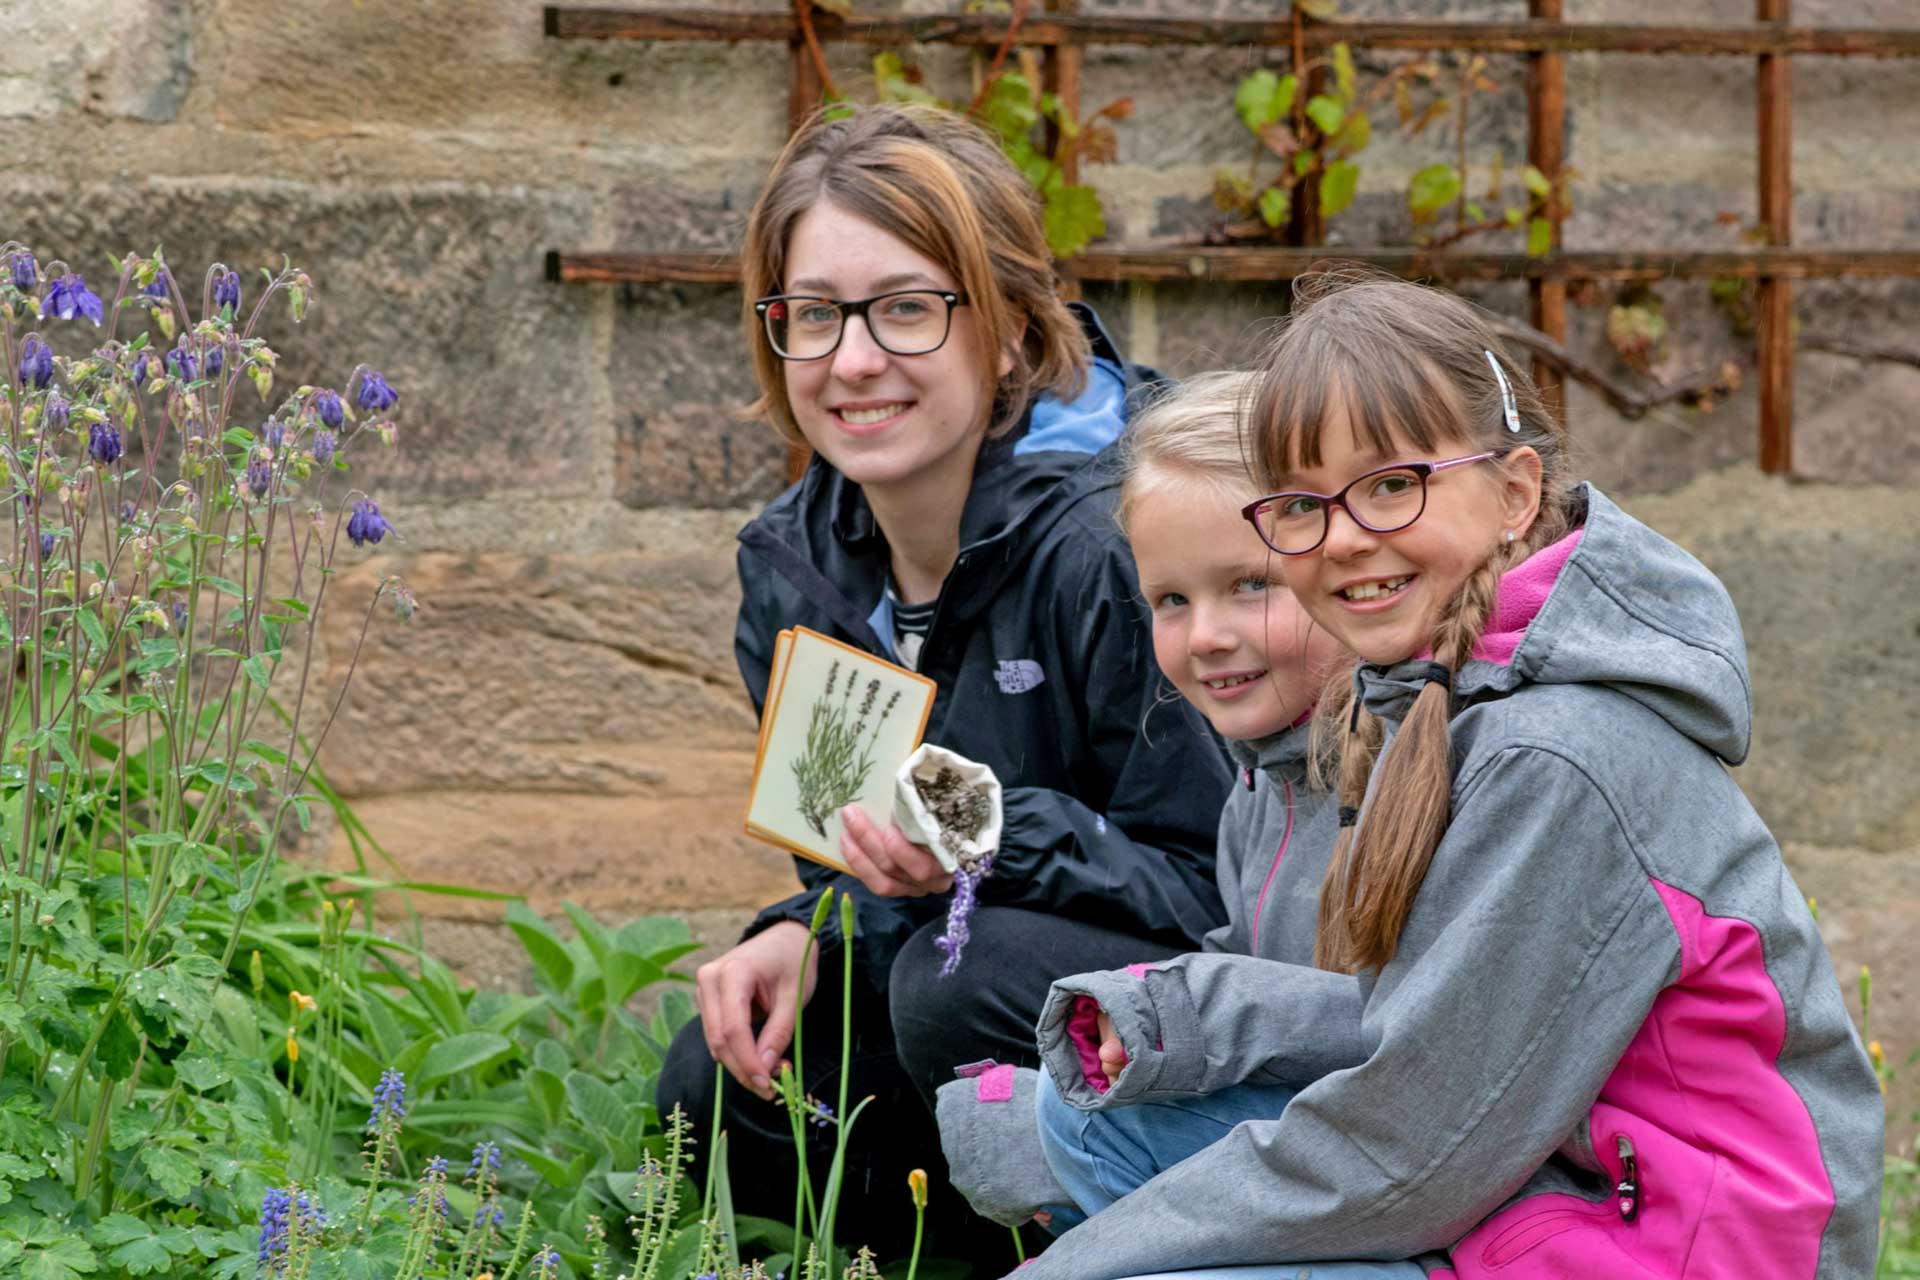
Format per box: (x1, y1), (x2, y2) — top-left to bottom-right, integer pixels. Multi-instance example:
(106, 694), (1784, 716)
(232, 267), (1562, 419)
(994, 659), (1046, 694)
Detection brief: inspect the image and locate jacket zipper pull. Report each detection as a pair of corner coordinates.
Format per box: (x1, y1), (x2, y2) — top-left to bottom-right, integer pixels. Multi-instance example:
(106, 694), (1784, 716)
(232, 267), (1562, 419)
(1614, 1134), (1640, 1222)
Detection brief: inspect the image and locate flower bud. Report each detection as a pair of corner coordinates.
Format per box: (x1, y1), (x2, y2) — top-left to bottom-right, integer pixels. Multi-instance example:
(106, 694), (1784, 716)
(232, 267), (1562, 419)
(908, 1168), (928, 1210)
(9, 250), (37, 292)
(250, 949), (266, 993)
(312, 388), (343, 429)
(212, 268), (241, 316)
(17, 335), (52, 389)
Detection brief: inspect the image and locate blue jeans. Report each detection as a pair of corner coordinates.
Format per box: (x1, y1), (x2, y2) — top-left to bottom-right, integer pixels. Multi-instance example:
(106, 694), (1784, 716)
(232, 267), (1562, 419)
(1034, 1070), (1427, 1280)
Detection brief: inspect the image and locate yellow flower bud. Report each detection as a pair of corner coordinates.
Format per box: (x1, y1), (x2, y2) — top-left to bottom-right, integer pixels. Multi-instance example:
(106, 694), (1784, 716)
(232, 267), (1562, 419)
(908, 1168), (928, 1211)
(1869, 1040), (1885, 1070)
(286, 1030), (299, 1062)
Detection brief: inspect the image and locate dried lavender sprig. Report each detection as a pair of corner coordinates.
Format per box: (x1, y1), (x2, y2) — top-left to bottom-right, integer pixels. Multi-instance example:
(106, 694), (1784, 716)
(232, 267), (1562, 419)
(934, 855), (994, 978)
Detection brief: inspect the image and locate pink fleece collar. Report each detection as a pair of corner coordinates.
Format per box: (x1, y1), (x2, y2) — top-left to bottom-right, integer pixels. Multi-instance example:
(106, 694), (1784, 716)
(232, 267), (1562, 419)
(1471, 529), (1583, 664)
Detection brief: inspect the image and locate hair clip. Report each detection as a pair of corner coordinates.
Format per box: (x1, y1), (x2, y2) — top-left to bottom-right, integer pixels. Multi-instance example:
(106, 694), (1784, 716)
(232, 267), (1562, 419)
(1485, 350), (1523, 434)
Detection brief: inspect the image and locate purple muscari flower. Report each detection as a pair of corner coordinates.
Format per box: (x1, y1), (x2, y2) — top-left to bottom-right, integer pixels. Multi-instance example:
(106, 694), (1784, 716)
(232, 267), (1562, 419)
(9, 251), (36, 292)
(468, 1141), (501, 1177)
(212, 268), (241, 314)
(247, 454), (273, 498)
(312, 388), (343, 429)
(205, 345), (223, 376)
(367, 1067), (407, 1129)
(88, 422), (122, 465)
(311, 429), (336, 466)
(355, 370), (398, 413)
(38, 532), (56, 559)
(132, 351), (152, 387)
(17, 335), (52, 389)
(40, 273), (104, 325)
(934, 857), (993, 978)
(44, 392), (70, 431)
(426, 1155), (448, 1177)
(346, 499), (390, 548)
(166, 346), (197, 381)
(258, 1187), (292, 1270)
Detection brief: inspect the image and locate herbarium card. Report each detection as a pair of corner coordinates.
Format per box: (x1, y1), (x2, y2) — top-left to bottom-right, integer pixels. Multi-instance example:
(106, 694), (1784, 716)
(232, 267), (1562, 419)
(745, 627), (937, 871)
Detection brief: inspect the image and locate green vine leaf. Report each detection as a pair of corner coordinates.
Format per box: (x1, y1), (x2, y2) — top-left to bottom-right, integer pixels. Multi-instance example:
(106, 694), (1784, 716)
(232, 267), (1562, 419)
(1258, 187), (1292, 229)
(1044, 184), (1107, 258)
(1305, 94), (1346, 136)
(1293, 0), (1339, 17)
(1332, 43), (1357, 101)
(1335, 110), (1371, 156)
(1527, 216), (1555, 257)
(1320, 160), (1361, 218)
(1234, 70), (1296, 134)
(1523, 164), (1553, 198)
(1407, 162), (1462, 216)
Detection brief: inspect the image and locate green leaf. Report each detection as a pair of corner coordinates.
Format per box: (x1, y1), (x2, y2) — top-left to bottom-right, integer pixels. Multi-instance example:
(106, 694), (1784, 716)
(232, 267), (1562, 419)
(565, 1070), (629, 1138)
(979, 73), (1038, 146)
(1335, 109), (1371, 155)
(1407, 162), (1462, 216)
(139, 1144), (200, 1200)
(1305, 94), (1346, 136)
(1332, 42), (1356, 101)
(242, 654), (271, 691)
(1294, 0), (1338, 16)
(1527, 216), (1555, 257)
(1258, 187), (1291, 229)
(1043, 184), (1106, 259)
(23, 1238), (98, 1280)
(1319, 160), (1360, 217)
(506, 902), (575, 992)
(561, 901), (612, 972)
(528, 1066), (566, 1125)
(1234, 70), (1289, 133)
(1465, 200), (1487, 222)
(416, 1031), (513, 1090)
(1522, 163), (1552, 197)
(76, 609), (107, 655)
(171, 1052), (236, 1092)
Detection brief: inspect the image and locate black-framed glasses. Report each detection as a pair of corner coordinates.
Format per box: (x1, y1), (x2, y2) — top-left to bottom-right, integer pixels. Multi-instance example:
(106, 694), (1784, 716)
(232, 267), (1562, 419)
(754, 290), (968, 361)
(1240, 452), (1501, 556)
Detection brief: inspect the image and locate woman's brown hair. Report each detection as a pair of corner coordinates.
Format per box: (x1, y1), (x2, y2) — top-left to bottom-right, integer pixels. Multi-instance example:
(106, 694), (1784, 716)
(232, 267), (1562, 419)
(740, 103), (1090, 446)
(1248, 268), (1577, 974)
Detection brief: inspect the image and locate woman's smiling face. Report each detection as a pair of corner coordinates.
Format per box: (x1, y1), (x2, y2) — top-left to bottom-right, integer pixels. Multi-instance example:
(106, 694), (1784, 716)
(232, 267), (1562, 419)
(778, 199), (1010, 502)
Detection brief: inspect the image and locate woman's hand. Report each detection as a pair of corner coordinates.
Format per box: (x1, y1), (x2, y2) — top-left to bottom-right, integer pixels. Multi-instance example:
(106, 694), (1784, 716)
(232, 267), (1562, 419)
(839, 805), (955, 897)
(693, 921), (819, 1100)
(1096, 1009), (1128, 1086)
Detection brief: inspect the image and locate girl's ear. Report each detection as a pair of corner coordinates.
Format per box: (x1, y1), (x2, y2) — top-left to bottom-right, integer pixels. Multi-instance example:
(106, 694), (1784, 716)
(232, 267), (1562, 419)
(1497, 445), (1546, 539)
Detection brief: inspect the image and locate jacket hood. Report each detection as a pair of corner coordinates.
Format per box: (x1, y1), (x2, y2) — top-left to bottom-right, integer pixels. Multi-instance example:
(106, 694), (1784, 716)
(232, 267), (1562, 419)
(1360, 484), (1753, 764)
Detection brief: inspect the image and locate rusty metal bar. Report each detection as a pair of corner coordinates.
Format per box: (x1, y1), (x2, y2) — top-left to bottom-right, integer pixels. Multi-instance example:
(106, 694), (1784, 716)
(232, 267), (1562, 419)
(1527, 0), (1567, 415)
(1757, 0), (1794, 474)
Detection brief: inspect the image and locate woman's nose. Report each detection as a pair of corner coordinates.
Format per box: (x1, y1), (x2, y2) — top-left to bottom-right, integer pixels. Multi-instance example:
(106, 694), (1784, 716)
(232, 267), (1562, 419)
(829, 315), (889, 382)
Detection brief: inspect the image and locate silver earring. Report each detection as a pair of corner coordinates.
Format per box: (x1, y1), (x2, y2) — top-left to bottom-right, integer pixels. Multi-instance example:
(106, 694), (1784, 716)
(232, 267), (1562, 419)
(1504, 530), (1516, 543)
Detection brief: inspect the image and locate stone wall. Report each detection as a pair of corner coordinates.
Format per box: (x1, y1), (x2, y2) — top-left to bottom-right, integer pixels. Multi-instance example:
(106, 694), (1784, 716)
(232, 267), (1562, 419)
(4, 0), (1916, 1135)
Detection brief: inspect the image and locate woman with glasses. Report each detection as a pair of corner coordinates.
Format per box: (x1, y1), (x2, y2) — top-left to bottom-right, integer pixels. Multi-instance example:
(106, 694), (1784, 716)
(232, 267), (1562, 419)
(653, 103), (1230, 1264)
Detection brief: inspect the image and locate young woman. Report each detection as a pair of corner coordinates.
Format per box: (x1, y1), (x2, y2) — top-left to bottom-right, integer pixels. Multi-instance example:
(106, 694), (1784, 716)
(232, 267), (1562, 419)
(652, 104), (1229, 1262)
(1024, 274), (1880, 1279)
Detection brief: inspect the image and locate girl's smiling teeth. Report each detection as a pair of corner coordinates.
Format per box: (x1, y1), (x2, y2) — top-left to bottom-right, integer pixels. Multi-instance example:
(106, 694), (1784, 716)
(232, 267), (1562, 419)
(1203, 670), (1266, 692)
(837, 401), (911, 425)
(1338, 575), (1413, 602)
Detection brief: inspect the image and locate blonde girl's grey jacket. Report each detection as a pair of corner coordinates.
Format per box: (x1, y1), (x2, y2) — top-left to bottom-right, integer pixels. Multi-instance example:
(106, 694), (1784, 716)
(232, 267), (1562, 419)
(1031, 486), (1881, 1280)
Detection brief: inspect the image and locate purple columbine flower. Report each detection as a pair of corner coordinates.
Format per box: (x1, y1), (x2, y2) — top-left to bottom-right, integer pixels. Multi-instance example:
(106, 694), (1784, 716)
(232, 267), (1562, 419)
(119, 501), (137, 523)
(166, 346), (197, 381)
(40, 273), (103, 326)
(312, 388), (344, 429)
(88, 422), (122, 465)
(311, 429), (336, 466)
(132, 351), (152, 387)
(142, 278), (169, 301)
(205, 345), (223, 376)
(355, 370), (398, 413)
(38, 532), (55, 559)
(17, 335), (52, 389)
(212, 269), (241, 314)
(9, 251), (36, 292)
(934, 856), (993, 978)
(346, 499), (390, 548)
(367, 1067), (407, 1129)
(264, 420), (285, 452)
(247, 454), (273, 498)
(44, 392), (70, 431)
(257, 1187), (292, 1270)
(171, 600), (189, 631)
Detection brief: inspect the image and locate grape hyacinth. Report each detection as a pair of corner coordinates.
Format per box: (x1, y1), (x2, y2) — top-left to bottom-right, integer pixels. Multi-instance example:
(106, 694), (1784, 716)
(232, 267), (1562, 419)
(257, 1187), (292, 1273)
(368, 1067), (407, 1130)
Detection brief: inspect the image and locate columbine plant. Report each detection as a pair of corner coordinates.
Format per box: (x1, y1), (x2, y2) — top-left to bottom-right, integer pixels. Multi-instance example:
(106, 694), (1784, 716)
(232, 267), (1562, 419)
(0, 239), (411, 1222)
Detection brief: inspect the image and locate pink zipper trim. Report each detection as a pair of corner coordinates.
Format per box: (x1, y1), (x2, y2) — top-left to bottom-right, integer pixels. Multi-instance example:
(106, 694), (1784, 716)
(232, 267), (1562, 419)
(1248, 779), (1294, 957)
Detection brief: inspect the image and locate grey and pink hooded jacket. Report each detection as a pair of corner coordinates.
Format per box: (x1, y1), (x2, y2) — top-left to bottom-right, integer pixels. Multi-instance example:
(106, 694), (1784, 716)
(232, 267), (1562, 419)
(1029, 485), (1882, 1279)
